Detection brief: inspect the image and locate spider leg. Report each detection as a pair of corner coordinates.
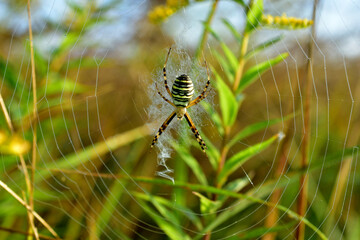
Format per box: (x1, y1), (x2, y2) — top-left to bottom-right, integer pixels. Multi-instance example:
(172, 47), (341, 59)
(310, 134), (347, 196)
(155, 83), (175, 106)
(186, 60), (211, 108)
(184, 112), (207, 152)
(163, 47), (172, 97)
(151, 111), (176, 148)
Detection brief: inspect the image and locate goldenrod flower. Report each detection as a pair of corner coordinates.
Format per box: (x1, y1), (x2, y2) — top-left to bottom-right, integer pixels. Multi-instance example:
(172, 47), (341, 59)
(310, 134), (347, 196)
(148, 0), (189, 24)
(9, 135), (30, 155)
(148, 5), (176, 24)
(261, 13), (313, 29)
(0, 134), (30, 156)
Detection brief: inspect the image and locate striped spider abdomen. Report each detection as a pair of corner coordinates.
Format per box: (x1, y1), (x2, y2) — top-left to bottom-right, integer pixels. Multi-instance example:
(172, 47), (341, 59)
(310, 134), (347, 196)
(171, 74), (194, 108)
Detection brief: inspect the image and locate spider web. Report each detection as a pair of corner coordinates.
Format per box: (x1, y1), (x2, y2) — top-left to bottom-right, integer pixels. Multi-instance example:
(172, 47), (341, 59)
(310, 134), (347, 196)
(0, 0), (359, 239)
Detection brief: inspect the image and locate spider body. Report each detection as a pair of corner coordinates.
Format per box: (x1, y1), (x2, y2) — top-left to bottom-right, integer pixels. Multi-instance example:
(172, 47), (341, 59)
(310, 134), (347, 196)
(171, 74), (194, 119)
(151, 48), (210, 152)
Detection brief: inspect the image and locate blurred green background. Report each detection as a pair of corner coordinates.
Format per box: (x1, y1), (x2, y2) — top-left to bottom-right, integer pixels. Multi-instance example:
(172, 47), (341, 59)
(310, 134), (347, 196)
(0, 0), (359, 239)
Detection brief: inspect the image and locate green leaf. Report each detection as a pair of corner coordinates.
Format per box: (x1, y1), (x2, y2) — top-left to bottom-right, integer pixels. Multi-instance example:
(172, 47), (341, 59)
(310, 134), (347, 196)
(218, 133), (280, 186)
(193, 192), (222, 225)
(52, 32), (80, 57)
(213, 68), (238, 127)
(194, 132), (219, 170)
(35, 124), (151, 181)
(130, 176), (329, 240)
(133, 192), (203, 231)
(138, 199), (191, 240)
(201, 101), (224, 136)
(38, 77), (87, 97)
(222, 19), (242, 44)
(232, 0), (246, 7)
(237, 52), (288, 93)
(94, 142), (144, 238)
(217, 176), (252, 203)
(126, 146), (357, 240)
(212, 50), (235, 84)
(193, 192), (222, 215)
(245, 0), (263, 33)
(207, 26), (238, 72)
(172, 143), (208, 186)
(238, 222), (297, 239)
(245, 35), (284, 60)
(227, 114), (293, 148)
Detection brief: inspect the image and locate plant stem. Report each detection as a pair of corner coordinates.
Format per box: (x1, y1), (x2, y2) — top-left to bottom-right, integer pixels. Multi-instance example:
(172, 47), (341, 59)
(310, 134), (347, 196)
(0, 92), (35, 240)
(195, 0), (219, 60)
(263, 134), (290, 240)
(296, 1), (318, 239)
(233, 32), (250, 91)
(216, 126), (230, 184)
(204, 2), (253, 239)
(27, 0), (39, 239)
(0, 180), (60, 239)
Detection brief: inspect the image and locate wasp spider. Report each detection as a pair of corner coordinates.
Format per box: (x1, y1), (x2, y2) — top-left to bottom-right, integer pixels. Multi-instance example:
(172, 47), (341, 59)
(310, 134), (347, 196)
(151, 48), (211, 152)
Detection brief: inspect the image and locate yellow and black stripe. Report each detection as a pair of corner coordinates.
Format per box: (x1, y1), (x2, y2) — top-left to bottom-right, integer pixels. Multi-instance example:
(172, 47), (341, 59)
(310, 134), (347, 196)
(163, 48), (172, 96)
(184, 112), (207, 152)
(171, 74), (194, 107)
(151, 111), (176, 148)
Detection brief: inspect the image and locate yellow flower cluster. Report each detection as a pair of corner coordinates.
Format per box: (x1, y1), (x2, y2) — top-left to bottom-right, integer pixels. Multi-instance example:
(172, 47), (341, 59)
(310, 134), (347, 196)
(261, 13), (313, 29)
(0, 130), (30, 155)
(148, 0), (189, 24)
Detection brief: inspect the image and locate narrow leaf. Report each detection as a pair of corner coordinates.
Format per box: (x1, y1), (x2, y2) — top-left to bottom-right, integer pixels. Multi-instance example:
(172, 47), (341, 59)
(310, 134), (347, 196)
(217, 176), (252, 203)
(245, 35), (284, 60)
(207, 26), (238, 72)
(196, 131), (220, 170)
(245, 0), (263, 33)
(133, 192), (203, 231)
(212, 50), (235, 84)
(213, 68), (238, 127)
(201, 101), (224, 136)
(237, 52), (288, 93)
(222, 19), (242, 44)
(218, 133), (280, 186)
(139, 200), (191, 240)
(238, 222), (297, 239)
(193, 192), (221, 215)
(172, 143), (208, 186)
(227, 114), (293, 148)
(193, 192), (221, 225)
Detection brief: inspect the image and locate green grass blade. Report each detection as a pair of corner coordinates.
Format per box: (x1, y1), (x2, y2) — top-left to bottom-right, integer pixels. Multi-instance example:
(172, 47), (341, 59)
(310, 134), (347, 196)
(237, 52), (288, 93)
(35, 124), (152, 180)
(218, 134), (280, 186)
